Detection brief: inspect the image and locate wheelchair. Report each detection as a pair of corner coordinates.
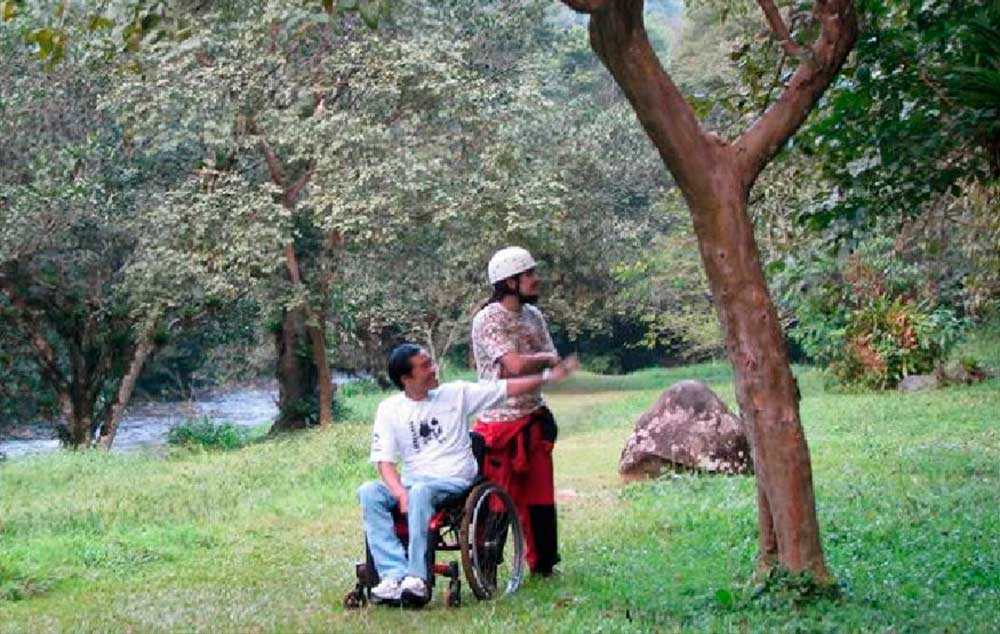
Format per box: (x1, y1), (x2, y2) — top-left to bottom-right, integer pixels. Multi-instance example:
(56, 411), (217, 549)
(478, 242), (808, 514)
(344, 433), (525, 609)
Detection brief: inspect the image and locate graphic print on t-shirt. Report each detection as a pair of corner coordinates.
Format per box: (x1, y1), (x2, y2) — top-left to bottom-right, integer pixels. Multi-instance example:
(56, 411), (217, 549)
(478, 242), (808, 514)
(408, 417), (442, 450)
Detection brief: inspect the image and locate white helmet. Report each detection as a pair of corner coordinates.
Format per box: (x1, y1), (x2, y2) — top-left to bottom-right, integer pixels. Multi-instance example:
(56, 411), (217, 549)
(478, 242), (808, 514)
(488, 246), (537, 285)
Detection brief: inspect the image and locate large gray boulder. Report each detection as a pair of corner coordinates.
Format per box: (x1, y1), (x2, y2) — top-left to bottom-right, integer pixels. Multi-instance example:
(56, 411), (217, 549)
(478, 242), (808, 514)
(619, 380), (753, 479)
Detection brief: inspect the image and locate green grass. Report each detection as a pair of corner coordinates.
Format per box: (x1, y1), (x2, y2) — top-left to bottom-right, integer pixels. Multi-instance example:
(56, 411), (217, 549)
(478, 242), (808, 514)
(1, 360), (998, 633)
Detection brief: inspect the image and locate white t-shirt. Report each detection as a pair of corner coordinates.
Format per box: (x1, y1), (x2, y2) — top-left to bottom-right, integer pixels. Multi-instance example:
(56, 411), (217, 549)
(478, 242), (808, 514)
(369, 381), (508, 483)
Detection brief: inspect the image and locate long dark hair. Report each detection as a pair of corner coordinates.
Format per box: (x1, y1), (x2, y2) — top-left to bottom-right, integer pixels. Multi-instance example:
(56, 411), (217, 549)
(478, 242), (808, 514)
(477, 279), (517, 312)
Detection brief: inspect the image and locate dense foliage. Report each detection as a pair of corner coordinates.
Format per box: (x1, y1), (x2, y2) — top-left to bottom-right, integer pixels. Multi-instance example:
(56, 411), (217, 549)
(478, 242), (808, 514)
(2, 0), (998, 435)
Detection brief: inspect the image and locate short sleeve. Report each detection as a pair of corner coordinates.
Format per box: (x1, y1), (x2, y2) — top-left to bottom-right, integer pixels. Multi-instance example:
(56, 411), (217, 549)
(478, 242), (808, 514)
(472, 308), (516, 366)
(458, 380), (508, 418)
(535, 309), (556, 353)
(369, 402), (397, 464)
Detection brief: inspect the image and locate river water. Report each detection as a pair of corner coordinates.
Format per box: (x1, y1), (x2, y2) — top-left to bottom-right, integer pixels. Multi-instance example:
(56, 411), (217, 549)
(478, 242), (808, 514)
(0, 387), (279, 459)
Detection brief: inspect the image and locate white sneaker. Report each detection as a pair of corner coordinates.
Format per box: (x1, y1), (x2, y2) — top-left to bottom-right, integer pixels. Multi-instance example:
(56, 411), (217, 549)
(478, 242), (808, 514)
(371, 576), (402, 603)
(400, 576), (428, 603)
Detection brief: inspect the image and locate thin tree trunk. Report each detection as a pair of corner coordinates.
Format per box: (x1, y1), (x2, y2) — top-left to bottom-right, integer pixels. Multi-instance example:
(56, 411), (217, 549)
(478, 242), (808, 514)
(97, 338), (156, 450)
(423, 324), (439, 374)
(282, 242), (332, 428)
(307, 319), (333, 429)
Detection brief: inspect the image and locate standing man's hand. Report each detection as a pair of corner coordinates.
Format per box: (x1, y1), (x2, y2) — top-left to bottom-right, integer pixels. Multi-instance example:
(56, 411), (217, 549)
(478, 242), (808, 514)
(547, 354), (579, 383)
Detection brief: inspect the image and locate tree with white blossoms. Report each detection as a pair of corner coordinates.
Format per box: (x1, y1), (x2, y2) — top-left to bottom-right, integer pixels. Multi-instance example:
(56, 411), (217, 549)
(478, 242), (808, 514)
(104, 1), (522, 428)
(0, 11), (278, 448)
(334, 4), (674, 372)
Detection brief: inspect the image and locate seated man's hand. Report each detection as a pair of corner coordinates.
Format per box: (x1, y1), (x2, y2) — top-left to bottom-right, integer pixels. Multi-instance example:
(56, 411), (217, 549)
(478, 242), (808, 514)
(396, 490), (409, 514)
(538, 352), (561, 368)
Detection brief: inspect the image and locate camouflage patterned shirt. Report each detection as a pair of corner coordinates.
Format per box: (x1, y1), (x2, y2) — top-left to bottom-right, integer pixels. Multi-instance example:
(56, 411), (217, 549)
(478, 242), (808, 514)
(471, 302), (556, 422)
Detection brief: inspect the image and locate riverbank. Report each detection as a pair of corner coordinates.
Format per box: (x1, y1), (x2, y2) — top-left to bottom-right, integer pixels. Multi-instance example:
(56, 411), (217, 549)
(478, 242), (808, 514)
(1, 362), (998, 632)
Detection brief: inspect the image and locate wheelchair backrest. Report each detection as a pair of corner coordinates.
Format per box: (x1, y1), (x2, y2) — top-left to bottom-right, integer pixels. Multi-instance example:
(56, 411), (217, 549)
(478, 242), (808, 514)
(469, 431), (486, 478)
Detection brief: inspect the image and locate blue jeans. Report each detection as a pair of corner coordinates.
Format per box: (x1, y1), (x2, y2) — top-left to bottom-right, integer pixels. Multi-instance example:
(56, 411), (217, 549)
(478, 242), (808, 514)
(358, 475), (470, 580)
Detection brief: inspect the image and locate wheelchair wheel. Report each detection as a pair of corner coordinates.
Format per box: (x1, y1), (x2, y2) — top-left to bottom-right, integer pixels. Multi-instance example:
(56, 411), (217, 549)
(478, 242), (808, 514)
(459, 481), (525, 600)
(343, 589), (365, 609)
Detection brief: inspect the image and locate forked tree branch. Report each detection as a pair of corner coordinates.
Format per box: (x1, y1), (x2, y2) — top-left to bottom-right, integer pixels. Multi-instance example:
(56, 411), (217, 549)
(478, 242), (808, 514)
(734, 0), (858, 187)
(582, 0), (719, 199)
(755, 0), (809, 58)
(561, 0), (610, 11)
(559, 0), (857, 199)
(258, 136), (287, 190)
(286, 160), (316, 206)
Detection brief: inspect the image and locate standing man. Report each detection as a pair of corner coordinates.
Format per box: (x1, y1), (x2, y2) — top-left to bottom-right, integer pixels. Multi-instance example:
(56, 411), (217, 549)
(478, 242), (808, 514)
(359, 342), (577, 606)
(470, 246), (562, 576)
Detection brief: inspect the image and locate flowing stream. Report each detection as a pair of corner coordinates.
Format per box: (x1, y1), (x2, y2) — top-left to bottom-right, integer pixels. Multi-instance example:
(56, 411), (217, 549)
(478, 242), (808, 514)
(0, 387), (279, 459)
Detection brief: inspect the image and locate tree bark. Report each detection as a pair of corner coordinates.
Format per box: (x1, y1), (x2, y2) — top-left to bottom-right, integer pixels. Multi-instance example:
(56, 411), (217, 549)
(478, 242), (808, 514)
(97, 337), (156, 450)
(272, 306), (317, 432)
(67, 389), (94, 448)
(560, 0), (858, 579)
(692, 182), (826, 577)
(283, 243), (333, 429)
(306, 318), (333, 428)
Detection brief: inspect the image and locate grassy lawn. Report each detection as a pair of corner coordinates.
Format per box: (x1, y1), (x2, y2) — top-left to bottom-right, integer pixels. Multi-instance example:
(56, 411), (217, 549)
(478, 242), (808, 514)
(1, 357), (998, 633)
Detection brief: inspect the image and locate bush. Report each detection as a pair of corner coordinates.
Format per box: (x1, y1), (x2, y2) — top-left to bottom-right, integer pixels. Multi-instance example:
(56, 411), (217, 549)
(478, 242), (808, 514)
(336, 378), (382, 399)
(166, 418), (252, 450)
(579, 354), (624, 375)
(780, 235), (965, 389)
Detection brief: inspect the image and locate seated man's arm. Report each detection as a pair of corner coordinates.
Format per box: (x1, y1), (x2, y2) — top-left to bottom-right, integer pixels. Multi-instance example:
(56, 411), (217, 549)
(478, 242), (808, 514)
(504, 354), (578, 397)
(370, 402), (407, 511)
(377, 461), (408, 514)
(462, 355), (580, 416)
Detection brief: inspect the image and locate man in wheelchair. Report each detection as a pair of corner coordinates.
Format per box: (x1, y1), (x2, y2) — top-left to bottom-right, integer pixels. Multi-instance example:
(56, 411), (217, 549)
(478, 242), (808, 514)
(358, 343), (577, 606)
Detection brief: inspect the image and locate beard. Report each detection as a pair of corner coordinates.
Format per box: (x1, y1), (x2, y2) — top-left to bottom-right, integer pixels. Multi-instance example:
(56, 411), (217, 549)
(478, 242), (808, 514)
(518, 292), (539, 305)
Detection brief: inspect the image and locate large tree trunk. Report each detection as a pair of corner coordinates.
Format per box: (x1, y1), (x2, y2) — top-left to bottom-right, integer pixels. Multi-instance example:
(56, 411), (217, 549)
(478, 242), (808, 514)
(276, 242), (333, 431)
(272, 306), (317, 431)
(692, 179), (825, 575)
(560, 0), (857, 579)
(257, 133), (333, 431)
(67, 389), (94, 448)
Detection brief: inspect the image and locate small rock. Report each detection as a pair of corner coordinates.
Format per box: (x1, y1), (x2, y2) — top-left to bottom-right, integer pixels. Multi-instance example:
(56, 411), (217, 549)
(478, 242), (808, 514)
(897, 374), (939, 392)
(938, 361), (987, 385)
(555, 488), (578, 503)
